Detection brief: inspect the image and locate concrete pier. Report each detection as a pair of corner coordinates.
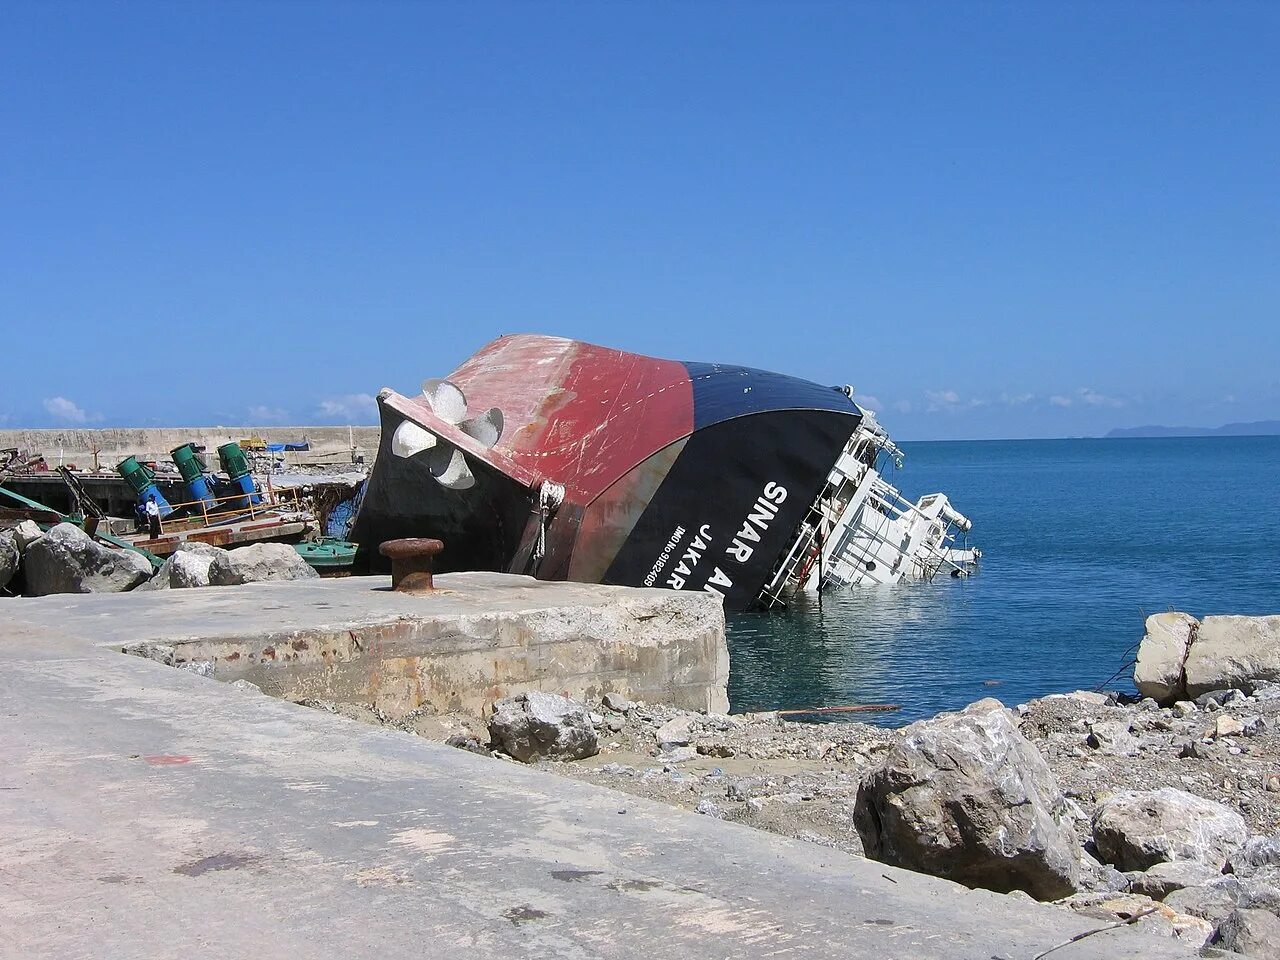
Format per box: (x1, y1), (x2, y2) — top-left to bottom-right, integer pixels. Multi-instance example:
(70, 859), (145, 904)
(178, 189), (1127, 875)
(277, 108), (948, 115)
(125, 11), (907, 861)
(2, 573), (730, 718)
(0, 582), (1194, 959)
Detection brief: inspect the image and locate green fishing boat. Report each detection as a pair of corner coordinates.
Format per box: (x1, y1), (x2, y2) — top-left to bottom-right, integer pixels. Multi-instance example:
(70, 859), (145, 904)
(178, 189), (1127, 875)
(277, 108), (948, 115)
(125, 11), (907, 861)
(294, 537), (358, 574)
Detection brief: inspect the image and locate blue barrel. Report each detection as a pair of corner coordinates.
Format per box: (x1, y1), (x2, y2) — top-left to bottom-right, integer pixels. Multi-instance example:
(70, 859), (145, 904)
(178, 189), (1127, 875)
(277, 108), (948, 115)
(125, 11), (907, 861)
(138, 482), (175, 519)
(234, 472), (263, 508)
(117, 457), (175, 518)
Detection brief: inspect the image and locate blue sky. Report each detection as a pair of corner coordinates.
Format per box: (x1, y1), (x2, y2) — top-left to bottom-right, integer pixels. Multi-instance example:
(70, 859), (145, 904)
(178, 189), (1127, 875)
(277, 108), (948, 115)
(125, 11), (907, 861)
(2, 2), (1276, 440)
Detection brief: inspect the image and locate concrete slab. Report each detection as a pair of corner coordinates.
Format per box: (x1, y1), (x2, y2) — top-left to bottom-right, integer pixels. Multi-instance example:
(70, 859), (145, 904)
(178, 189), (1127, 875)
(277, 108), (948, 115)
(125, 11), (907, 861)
(0, 573), (730, 716)
(0, 586), (1195, 959)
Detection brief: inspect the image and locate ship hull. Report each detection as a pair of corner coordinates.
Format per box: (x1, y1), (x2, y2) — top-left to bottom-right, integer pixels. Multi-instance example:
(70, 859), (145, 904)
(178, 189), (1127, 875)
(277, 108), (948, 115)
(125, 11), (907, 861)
(351, 335), (862, 610)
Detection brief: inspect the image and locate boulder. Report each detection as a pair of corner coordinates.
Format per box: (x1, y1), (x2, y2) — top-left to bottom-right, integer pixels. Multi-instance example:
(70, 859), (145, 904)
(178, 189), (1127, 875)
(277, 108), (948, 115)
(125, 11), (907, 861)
(0, 537), (17, 592)
(1210, 714), (1246, 739)
(23, 522), (152, 595)
(207, 543), (319, 586)
(1135, 613), (1199, 704)
(1214, 908), (1280, 959)
(655, 715), (695, 748)
(1185, 615), (1280, 699)
(1127, 860), (1221, 901)
(1062, 892), (1214, 946)
(601, 692), (632, 713)
(1164, 878), (1244, 926)
(137, 542), (226, 591)
(1, 520), (43, 593)
(1163, 874), (1280, 924)
(488, 692), (598, 762)
(1229, 834), (1280, 878)
(1077, 850), (1130, 894)
(1092, 787), (1247, 872)
(2, 519), (43, 553)
(1086, 719), (1138, 756)
(852, 698), (1079, 900)
(1197, 687), (1246, 709)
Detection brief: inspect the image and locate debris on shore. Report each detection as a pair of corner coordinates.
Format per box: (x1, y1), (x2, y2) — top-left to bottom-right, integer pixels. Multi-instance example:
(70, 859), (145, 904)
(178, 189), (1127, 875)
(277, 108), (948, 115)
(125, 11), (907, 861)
(297, 610), (1280, 953)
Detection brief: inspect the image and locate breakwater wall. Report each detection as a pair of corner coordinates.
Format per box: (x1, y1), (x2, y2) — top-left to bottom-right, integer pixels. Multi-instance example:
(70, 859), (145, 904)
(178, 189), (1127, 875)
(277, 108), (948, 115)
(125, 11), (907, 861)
(0, 426), (381, 467)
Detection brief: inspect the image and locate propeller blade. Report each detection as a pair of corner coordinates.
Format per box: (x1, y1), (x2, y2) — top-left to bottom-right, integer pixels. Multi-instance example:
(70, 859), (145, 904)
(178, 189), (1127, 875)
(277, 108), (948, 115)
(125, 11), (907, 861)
(435, 448), (475, 490)
(458, 407), (503, 448)
(421, 378), (467, 425)
(424, 442), (454, 477)
(391, 421), (437, 459)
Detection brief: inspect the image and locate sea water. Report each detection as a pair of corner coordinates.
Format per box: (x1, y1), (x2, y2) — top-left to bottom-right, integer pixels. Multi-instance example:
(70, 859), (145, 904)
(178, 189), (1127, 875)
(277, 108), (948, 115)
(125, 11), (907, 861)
(727, 436), (1280, 724)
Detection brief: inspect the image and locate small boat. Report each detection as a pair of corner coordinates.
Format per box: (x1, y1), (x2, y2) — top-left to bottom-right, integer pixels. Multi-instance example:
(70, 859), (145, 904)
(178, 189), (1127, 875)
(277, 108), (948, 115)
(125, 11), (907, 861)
(294, 537), (358, 574)
(351, 334), (977, 610)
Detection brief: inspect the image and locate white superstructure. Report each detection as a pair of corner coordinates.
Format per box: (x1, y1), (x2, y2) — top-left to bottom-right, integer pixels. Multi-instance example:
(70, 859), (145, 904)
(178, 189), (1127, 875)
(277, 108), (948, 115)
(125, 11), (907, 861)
(759, 400), (979, 608)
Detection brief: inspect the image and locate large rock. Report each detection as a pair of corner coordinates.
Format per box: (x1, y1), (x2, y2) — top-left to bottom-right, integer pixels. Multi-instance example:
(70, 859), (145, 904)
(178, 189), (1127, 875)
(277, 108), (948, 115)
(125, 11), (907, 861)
(207, 543), (319, 586)
(1135, 612), (1198, 704)
(0, 537), (18, 592)
(1230, 834), (1280, 878)
(1, 520), (43, 593)
(23, 522), (152, 595)
(1092, 787), (1247, 872)
(1127, 859), (1221, 901)
(488, 691), (599, 762)
(1165, 878), (1245, 926)
(852, 698), (1079, 900)
(1085, 719), (1138, 756)
(1185, 615), (1280, 698)
(1, 520), (43, 553)
(137, 542), (227, 591)
(1061, 892), (1214, 946)
(655, 715), (695, 748)
(1214, 908), (1280, 959)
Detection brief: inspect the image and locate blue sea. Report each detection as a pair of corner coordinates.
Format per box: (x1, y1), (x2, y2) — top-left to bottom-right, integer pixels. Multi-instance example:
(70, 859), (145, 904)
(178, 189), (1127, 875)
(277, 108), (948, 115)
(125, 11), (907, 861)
(727, 436), (1280, 725)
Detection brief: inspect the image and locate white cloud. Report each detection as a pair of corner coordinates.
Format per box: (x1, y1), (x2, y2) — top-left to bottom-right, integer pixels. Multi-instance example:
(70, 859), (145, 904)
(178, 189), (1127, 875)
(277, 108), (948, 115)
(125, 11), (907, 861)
(317, 393), (377, 423)
(1049, 395), (1073, 407)
(247, 405), (290, 424)
(1000, 393), (1035, 406)
(892, 400), (914, 414)
(856, 394), (882, 412)
(924, 389), (987, 413)
(1076, 387), (1124, 408)
(43, 396), (90, 424)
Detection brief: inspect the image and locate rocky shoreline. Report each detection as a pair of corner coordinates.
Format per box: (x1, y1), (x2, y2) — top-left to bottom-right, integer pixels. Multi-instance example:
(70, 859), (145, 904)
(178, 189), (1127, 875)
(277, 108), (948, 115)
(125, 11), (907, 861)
(304, 611), (1280, 956)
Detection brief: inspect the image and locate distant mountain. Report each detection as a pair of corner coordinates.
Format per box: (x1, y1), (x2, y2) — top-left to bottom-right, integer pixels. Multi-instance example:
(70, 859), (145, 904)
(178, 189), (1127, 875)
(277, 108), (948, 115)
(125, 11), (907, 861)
(1105, 420), (1280, 439)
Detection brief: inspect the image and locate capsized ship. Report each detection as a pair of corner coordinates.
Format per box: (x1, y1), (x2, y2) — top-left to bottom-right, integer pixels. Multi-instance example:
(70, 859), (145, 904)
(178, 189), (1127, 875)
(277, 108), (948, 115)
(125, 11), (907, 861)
(351, 334), (977, 611)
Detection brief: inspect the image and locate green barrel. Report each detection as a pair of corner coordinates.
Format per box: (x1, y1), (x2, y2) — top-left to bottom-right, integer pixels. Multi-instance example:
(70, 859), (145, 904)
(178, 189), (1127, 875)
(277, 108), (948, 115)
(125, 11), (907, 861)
(116, 456), (174, 517)
(171, 443), (216, 510)
(217, 442), (251, 481)
(170, 444), (207, 484)
(116, 456), (155, 496)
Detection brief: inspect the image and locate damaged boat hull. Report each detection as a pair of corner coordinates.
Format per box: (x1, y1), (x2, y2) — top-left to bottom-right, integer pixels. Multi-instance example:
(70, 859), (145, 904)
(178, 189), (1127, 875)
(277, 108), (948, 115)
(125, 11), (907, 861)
(352, 335), (862, 610)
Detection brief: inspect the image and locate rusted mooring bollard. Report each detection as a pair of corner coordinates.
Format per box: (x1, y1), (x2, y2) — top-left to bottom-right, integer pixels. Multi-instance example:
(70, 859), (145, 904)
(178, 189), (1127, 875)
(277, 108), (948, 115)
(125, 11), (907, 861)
(379, 538), (444, 593)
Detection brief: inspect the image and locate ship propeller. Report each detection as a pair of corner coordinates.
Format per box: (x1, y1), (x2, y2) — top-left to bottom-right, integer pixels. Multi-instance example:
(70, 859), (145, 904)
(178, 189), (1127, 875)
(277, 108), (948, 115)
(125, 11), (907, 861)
(389, 378), (503, 491)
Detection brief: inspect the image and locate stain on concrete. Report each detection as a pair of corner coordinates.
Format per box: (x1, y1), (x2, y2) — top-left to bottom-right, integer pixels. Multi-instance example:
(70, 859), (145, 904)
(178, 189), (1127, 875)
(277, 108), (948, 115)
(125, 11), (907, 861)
(503, 905), (549, 925)
(143, 755), (192, 765)
(389, 827), (455, 855)
(611, 878), (662, 892)
(550, 868), (603, 883)
(173, 852), (263, 876)
(354, 866), (412, 887)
